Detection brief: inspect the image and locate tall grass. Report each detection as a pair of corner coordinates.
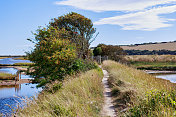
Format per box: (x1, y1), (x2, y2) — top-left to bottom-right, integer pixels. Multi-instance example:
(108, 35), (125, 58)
(17, 69), (104, 117)
(102, 60), (176, 116)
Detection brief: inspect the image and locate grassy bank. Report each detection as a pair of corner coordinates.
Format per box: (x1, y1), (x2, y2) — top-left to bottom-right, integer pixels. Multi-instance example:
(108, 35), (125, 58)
(0, 63), (33, 67)
(103, 60), (176, 116)
(0, 73), (16, 80)
(0, 57), (9, 59)
(17, 68), (104, 117)
(130, 61), (176, 70)
(13, 63), (33, 66)
(13, 57), (27, 60)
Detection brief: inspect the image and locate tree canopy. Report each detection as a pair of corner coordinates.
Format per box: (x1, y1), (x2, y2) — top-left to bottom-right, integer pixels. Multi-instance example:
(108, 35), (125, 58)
(49, 12), (98, 59)
(27, 13), (97, 86)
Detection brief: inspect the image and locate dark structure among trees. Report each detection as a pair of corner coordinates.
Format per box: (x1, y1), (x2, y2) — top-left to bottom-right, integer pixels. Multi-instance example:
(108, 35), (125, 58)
(93, 44), (126, 61)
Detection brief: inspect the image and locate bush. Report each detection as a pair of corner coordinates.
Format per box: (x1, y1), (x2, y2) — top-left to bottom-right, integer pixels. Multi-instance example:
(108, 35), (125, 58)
(27, 38), (78, 86)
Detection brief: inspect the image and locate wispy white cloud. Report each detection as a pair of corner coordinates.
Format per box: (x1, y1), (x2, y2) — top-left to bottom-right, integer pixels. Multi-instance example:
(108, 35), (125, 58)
(95, 5), (176, 31)
(55, 0), (176, 31)
(55, 0), (176, 12)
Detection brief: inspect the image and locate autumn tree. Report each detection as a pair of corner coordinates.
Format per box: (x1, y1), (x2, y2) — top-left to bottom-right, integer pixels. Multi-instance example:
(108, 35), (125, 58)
(49, 12), (98, 59)
(26, 13), (98, 86)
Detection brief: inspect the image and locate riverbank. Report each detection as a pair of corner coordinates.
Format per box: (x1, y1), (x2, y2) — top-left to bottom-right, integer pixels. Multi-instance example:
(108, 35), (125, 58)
(0, 66), (31, 86)
(129, 61), (176, 70)
(16, 69), (104, 117)
(0, 79), (32, 86)
(103, 60), (176, 116)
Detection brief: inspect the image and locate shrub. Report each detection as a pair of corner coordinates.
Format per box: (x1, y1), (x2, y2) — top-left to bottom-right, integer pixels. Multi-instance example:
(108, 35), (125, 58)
(27, 38), (78, 86)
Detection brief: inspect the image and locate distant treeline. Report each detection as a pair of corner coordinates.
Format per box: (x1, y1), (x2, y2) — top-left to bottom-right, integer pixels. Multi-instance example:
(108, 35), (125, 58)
(125, 50), (176, 55)
(121, 41), (176, 47)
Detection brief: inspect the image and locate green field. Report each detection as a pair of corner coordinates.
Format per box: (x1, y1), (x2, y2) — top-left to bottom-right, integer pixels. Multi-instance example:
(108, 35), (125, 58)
(125, 55), (176, 70)
(130, 61), (176, 70)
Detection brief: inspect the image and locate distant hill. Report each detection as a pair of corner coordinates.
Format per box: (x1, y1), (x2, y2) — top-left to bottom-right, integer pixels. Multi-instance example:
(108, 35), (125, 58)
(120, 41), (176, 51)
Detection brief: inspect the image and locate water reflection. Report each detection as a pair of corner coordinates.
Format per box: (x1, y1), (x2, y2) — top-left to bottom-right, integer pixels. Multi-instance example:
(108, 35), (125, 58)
(0, 84), (21, 94)
(0, 58), (39, 116)
(0, 83), (42, 115)
(0, 67), (32, 79)
(156, 74), (176, 83)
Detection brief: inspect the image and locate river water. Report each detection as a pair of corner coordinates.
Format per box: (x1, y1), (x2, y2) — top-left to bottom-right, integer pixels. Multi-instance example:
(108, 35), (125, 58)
(0, 58), (42, 116)
(156, 74), (176, 83)
(0, 58), (31, 65)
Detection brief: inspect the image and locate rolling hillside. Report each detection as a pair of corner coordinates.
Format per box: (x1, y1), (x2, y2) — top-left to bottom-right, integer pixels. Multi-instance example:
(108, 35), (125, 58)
(120, 42), (176, 51)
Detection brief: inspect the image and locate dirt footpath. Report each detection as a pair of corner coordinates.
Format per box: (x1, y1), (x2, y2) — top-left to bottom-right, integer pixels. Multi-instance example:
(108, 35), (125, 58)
(101, 69), (116, 117)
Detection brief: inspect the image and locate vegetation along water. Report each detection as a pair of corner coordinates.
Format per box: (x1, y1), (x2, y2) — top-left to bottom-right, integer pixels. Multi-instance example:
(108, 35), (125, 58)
(1, 11), (176, 117)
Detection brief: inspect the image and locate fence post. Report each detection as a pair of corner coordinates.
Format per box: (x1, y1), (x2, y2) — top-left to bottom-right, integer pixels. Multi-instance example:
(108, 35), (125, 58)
(99, 55), (101, 64)
(15, 71), (20, 81)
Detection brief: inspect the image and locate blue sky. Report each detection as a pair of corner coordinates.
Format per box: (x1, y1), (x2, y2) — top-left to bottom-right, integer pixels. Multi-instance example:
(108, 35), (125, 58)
(1, 0), (176, 55)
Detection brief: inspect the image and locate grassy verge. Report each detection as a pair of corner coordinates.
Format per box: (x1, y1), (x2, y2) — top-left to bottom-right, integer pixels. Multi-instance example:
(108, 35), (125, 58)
(0, 57), (9, 59)
(0, 73), (16, 80)
(130, 61), (176, 70)
(13, 63), (33, 66)
(13, 57), (27, 60)
(103, 60), (176, 116)
(17, 68), (104, 117)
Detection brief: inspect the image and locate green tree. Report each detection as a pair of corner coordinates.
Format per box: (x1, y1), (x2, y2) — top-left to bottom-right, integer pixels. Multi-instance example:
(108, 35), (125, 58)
(93, 47), (102, 56)
(27, 13), (98, 86)
(49, 12), (98, 59)
(93, 44), (126, 61)
(27, 28), (78, 85)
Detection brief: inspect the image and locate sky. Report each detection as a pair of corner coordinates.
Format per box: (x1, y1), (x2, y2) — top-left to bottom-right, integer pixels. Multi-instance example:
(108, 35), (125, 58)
(1, 0), (176, 55)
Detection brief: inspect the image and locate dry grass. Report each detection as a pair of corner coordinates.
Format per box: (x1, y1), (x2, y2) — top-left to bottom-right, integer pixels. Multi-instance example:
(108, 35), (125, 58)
(125, 55), (176, 62)
(0, 57), (9, 59)
(125, 55), (176, 70)
(102, 60), (176, 116)
(13, 57), (27, 60)
(17, 69), (104, 117)
(13, 63), (33, 66)
(121, 42), (176, 51)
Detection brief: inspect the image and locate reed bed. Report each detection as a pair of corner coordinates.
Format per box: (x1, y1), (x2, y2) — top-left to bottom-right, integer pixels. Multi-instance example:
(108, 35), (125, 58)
(125, 55), (176, 62)
(17, 69), (104, 117)
(13, 63), (33, 66)
(103, 60), (176, 116)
